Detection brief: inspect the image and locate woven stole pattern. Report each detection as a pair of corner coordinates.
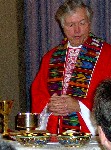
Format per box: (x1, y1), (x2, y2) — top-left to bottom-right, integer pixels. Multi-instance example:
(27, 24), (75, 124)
(62, 47), (81, 94)
(62, 47), (81, 131)
(47, 33), (103, 132)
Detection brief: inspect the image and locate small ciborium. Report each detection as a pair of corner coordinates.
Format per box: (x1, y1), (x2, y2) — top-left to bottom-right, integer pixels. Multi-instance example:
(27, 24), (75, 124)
(16, 113), (40, 132)
(0, 100), (13, 135)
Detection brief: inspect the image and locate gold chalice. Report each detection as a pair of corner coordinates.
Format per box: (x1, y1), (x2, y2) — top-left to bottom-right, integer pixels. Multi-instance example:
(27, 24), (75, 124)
(0, 100), (13, 135)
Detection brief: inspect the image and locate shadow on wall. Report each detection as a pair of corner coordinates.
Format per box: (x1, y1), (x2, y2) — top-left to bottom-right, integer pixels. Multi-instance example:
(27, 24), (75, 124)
(16, 0), (27, 112)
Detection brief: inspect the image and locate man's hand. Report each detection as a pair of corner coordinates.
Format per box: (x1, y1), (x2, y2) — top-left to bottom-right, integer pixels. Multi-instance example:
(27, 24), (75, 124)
(47, 93), (81, 116)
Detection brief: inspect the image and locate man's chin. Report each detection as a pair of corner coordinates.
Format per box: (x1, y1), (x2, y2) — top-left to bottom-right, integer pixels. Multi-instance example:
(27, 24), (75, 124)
(70, 39), (87, 47)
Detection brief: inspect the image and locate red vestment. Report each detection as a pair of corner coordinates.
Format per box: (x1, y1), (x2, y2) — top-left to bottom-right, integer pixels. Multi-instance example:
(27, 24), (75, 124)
(31, 36), (111, 134)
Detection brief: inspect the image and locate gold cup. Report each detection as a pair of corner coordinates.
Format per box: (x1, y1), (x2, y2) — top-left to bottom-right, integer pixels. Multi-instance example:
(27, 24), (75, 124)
(0, 100), (13, 135)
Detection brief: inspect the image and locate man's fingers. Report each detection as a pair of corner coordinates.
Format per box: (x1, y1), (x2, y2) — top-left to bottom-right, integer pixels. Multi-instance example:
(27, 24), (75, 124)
(51, 93), (58, 97)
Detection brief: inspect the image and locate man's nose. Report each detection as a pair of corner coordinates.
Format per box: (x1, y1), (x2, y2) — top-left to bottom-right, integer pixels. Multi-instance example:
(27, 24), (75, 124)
(74, 24), (80, 33)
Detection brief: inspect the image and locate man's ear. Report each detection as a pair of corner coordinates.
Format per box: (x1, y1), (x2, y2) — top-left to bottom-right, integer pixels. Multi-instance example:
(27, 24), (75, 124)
(98, 126), (111, 150)
(98, 126), (108, 145)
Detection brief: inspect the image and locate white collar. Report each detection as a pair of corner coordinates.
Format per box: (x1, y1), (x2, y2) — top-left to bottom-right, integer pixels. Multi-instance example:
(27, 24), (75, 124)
(67, 41), (82, 49)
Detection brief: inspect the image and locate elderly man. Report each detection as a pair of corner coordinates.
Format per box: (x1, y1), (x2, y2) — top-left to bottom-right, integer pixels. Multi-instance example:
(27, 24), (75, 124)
(31, 0), (111, 135)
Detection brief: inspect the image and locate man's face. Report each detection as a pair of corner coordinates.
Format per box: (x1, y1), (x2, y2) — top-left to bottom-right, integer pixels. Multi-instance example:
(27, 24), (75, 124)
(63, 7), (91, 47)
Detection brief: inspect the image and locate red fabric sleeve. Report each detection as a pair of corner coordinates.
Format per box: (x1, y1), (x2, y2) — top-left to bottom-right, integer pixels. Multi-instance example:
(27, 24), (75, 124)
(31, 48), (57, 113)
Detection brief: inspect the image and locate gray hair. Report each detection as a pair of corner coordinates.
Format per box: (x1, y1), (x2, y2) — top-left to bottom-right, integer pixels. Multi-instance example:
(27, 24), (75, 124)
(55, 0), (93, 26)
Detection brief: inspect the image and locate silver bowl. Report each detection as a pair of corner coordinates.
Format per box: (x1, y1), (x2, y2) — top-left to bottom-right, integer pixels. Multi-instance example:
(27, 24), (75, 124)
(16, 113), (40, 131)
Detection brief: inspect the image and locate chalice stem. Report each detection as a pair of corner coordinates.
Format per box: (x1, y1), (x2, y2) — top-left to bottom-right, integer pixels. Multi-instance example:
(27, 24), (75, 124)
(3, 114), (9, 135)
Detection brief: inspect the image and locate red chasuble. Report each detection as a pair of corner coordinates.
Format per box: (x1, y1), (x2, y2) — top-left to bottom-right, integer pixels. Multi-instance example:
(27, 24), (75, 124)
(31, 33), (111, 134)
